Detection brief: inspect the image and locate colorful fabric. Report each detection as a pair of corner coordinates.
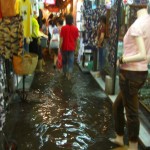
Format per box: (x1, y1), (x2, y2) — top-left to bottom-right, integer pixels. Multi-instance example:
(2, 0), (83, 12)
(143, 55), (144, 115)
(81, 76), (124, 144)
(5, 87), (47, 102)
(0, 58), (6, 131)
(0, 16), (23, 59)
(0, 1), (2, 19)
(19, 0), (32, 37)
(60, 25), (79, 51)
(121, 14), (150, 71)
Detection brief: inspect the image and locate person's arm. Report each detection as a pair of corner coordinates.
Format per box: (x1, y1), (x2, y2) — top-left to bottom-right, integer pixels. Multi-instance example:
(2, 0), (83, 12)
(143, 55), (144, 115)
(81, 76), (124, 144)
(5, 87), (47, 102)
(98, 32), (105, 48)
(59, 37), (63, 51)
(123, 36), (147, 63)
(75, 38), (79, 51)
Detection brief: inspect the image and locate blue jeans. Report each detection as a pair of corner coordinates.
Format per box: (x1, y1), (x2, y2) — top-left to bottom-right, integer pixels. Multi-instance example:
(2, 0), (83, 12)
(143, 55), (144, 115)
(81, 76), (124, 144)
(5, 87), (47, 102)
(62, 51), (74, 74)
(24, 38), (29, 52)
(113, 69), (148, 142)
(99, 47), (104, 71)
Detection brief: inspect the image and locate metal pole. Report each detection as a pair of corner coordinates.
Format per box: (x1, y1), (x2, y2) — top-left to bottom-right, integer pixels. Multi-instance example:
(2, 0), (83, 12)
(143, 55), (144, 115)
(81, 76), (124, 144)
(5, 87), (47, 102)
(22, 75), (26, 101)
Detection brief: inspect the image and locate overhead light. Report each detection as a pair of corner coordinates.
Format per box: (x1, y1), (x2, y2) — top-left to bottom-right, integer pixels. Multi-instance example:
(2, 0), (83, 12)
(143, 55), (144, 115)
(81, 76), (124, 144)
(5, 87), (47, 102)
(63, 0), (65, 1)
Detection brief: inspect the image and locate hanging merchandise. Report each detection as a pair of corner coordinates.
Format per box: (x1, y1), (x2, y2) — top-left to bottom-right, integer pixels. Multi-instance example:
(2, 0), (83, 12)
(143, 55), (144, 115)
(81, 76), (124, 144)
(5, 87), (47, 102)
(0, 1), (2, 19)
(0, 58), (6, 132)
(127, 0), (133, 4)
(123, 0), (128, 5)
(19, 0), (32, 38)
(30, 0), (39, 17)
(13, 53), (38, 75)
(105, 0), (112, 9)
(0, 0), (19, 17)
(0, 16), (24, 59)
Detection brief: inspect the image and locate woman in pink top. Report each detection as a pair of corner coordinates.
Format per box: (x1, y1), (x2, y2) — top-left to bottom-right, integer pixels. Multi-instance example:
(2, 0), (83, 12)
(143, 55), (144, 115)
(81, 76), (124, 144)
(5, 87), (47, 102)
(110, 7), (150, 150)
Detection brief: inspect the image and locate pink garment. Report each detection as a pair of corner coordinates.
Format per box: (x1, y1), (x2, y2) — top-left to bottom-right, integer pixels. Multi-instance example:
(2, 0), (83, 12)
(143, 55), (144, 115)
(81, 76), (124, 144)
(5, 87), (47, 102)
(121, 14), (150, 71)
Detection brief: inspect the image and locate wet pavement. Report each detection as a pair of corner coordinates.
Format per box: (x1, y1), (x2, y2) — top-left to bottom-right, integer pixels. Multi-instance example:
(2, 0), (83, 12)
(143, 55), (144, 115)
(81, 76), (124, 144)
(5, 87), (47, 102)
(3, 61), (145, 150)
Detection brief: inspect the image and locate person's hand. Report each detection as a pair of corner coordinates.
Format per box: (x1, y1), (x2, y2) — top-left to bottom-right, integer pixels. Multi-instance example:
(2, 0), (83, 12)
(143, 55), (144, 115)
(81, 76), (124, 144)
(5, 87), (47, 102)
(37, 37), (41, 45)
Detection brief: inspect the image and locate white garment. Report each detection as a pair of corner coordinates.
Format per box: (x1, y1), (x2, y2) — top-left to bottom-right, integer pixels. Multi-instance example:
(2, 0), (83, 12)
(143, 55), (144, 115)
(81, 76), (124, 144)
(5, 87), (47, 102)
(30, 0), (39, 17)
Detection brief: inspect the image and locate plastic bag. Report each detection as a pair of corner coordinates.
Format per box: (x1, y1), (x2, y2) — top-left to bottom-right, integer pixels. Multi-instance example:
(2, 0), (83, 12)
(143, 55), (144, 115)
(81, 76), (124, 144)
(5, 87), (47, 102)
(57, 52), (62, 69)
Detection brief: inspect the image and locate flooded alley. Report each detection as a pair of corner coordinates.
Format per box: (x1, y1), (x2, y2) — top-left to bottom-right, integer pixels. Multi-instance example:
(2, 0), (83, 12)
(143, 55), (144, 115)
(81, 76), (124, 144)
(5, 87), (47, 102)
(2, 62), (143, 150)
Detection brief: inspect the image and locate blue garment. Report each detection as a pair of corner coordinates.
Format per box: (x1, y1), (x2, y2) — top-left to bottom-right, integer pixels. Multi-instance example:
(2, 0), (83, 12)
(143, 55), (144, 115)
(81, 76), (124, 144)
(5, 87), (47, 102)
(62, 51), (74, 73)
(99, 47), (104, 71)
(24, 38), (29, 52)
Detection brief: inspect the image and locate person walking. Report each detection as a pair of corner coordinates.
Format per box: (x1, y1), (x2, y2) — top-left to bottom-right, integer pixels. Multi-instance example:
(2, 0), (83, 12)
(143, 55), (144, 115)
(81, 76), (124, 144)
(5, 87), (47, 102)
(97, 15), (106, 72)
(29, 12), (44, 72)
(110, 6), (150, 150)
(49, 19), (59, 69)
(59, 14), (79, 80)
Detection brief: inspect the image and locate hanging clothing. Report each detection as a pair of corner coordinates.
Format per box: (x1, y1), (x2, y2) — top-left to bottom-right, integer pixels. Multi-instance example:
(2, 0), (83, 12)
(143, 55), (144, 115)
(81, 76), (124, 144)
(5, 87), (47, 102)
(19, 0), (32, 38)
(0, 0), (19, 17)
(0, 16), (23, 59)
(0, 1), (2, 19)
(30, 0), (39, 17)
(0, 58), (6, 131)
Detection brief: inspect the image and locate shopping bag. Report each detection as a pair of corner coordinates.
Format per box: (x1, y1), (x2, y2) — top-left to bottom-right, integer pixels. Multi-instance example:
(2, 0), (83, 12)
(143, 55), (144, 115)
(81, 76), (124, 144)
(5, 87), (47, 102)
(57, 52), (62, 69)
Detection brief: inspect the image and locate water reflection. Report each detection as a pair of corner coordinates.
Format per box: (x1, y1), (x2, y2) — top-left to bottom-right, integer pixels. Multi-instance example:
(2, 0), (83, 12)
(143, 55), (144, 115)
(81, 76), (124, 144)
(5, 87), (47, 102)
(4, 66), (115, 150)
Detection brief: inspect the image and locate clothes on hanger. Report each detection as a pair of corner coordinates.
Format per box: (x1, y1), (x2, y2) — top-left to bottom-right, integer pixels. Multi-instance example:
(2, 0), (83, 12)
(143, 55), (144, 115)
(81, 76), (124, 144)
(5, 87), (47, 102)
(0, 0), (2, 19)
(0, 16), (23, 59)
(0, 0), (19, 17)
(0, 58), (6, 132)
(30, 0), (39, 17)
(19, 0), (32, 38)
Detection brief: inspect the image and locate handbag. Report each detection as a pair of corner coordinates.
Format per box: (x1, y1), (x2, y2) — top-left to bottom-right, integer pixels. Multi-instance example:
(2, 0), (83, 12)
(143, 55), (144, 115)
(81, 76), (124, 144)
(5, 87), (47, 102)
(13, 53), (38, 75)
(57, 52), (62, 69)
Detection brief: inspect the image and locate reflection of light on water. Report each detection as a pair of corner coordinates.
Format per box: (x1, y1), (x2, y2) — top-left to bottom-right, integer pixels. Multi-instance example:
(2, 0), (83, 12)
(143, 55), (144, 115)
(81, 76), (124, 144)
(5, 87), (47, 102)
(56, 139), (67, 146)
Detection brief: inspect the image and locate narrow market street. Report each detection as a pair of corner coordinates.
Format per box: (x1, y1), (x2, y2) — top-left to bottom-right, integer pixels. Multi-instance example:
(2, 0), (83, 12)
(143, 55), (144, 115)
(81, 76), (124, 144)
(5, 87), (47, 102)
(3, 61), (145, 150)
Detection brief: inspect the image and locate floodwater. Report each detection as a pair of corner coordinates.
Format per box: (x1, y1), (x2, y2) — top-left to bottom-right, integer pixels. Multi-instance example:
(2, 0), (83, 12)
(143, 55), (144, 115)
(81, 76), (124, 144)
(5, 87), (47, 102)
(3, 63), (143, 150)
